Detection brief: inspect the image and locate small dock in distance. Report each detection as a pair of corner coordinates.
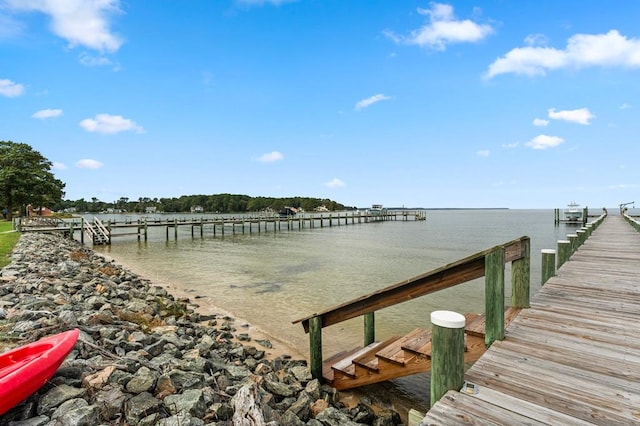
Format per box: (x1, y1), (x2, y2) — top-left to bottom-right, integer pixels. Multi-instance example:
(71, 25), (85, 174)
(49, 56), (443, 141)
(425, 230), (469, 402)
(422, 214), (640, 425)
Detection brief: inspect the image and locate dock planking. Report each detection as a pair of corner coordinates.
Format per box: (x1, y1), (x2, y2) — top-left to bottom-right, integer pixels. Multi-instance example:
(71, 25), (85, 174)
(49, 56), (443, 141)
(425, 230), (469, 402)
(422, 214), (640, 425)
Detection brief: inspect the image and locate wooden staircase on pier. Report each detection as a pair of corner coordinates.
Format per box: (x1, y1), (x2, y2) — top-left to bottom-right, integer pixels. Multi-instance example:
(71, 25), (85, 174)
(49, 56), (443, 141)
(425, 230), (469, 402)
(324, 307), (521, 390)
(83, 217), (111, 245)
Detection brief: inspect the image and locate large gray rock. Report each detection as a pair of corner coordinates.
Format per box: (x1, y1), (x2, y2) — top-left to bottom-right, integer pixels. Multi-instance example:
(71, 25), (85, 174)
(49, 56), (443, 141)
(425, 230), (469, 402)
(124, 392), (163, 425)
(314, 407), (363, 426)
(163, 389), (207, 417)
(37, 385), (87, 416)
(125, 366), (158, 393)
(93, 385), (128, 421)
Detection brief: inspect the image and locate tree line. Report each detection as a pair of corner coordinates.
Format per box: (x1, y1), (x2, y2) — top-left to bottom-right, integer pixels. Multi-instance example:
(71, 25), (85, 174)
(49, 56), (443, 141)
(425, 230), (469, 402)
(55, 194), (352, 214)
(1, 140), (351, 218)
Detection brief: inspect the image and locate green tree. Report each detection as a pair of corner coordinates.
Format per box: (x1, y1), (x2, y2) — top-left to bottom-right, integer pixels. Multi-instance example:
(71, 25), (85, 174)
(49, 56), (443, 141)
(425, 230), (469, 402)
(0, 141), (65, 219)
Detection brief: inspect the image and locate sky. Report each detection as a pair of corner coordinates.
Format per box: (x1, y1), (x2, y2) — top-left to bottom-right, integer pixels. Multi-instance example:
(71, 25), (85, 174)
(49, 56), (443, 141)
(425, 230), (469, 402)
(1, 0), (639, 209)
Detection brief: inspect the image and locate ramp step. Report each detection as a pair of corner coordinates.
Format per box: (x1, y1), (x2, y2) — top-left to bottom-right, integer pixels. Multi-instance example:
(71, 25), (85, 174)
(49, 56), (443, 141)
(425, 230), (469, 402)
(353, 336), (402, 372)
(323, 347), (363, 382)
(331, 343), (380, 378)
(376, 328), (428, 365)
(401, 328), (432, 356)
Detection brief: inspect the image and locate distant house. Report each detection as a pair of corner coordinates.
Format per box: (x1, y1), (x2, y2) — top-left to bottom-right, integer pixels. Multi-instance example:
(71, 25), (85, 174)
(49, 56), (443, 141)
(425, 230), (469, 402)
(315, 205), (329, 212)
(191, 206), (204, 213)
(145, 206), (157, 214)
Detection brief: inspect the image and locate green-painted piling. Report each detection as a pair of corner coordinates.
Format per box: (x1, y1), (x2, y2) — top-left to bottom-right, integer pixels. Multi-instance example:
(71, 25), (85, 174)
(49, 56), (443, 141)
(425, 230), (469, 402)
(557, 240), (571, 269)
(485, 246), (505, 347)
(541, 249), (556, 285)
(309, 317), (323, 380)
(364, 312), (375, 346)
(511, 238), (530, 308)
(430, 310), (465, 408)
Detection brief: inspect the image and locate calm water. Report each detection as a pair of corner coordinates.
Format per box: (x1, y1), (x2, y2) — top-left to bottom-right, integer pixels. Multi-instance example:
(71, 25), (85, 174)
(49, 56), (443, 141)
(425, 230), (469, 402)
(90, 209), (577, 412)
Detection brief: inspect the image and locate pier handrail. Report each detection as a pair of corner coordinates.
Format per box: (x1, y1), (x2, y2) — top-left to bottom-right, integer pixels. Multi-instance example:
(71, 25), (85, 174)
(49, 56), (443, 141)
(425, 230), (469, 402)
(293, 236), (529, 333)
(293, 236), (531, 380)
(83, 218), (97, 239)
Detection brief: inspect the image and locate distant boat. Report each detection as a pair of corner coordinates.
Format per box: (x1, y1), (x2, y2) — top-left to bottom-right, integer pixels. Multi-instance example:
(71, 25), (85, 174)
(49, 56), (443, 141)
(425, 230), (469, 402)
(564, 202), (583, 222)
(369, 204), (385, 215)
(279, 207), (297, 217)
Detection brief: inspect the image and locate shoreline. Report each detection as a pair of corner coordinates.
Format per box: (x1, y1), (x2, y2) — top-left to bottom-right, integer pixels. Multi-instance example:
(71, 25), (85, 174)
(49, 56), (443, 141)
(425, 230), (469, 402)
(94, 244), (419, 423)
(0, 232), (406, 424)
(97, 250), (308, 362)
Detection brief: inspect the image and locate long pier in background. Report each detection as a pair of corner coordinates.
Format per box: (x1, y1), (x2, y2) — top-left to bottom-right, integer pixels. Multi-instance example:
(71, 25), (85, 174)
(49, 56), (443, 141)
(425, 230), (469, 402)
(18, 210), (426, 245)
(422, 213), (640, 425)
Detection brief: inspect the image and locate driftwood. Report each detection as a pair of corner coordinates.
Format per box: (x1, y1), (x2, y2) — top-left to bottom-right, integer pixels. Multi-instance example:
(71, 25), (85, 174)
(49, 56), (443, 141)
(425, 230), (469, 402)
(232, 379), (265, 426)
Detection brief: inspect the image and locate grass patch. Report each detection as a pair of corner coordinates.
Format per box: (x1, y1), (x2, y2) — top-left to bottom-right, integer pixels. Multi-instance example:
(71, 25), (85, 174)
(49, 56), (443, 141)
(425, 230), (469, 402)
(0, 221), (19, 268)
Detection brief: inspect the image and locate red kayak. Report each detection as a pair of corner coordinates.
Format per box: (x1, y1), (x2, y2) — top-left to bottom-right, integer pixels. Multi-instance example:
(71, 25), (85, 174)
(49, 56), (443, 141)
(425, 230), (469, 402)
(0, 328), (79, 415)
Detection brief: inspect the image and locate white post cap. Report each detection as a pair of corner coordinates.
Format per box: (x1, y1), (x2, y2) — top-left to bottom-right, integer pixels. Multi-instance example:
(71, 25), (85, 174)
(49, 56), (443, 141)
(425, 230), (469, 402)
(431, 310), (465, 329)
(541, 249), (556, 254)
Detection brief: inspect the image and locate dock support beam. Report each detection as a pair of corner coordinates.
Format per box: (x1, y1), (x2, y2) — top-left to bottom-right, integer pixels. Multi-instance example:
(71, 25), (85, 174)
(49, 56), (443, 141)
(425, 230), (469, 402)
(430, 310), (465, 408)
(485, 246), (505, 347)
(511, 238), (530, 308)
(309, 317), (323, 380)
(557, 240), (571, 269)
(541, 249), (556, 285)
(364, 312), (375, 346)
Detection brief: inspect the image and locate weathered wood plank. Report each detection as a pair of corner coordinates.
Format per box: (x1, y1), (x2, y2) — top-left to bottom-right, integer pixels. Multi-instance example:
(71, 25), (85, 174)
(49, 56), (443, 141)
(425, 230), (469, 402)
(423, 214), (640, 425)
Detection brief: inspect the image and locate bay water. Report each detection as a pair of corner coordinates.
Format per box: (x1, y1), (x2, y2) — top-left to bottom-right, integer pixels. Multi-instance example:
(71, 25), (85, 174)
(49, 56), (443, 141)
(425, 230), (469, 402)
(91, 209), (578, 413)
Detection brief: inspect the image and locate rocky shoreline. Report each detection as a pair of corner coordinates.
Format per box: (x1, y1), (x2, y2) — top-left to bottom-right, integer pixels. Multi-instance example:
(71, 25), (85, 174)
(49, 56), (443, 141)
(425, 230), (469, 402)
(0, 233), (404, 426)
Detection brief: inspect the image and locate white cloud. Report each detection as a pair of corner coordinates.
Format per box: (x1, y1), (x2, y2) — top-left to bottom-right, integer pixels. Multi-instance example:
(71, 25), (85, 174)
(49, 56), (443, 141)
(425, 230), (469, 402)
(32, 108), (63, 119)
(0, 78), (25, 97)
(477, 150), (490, 157)
(533, 118), (549, 127)
(52, 162), (67, 170)
(525, 134), (564, 150)
(79, 113), (144, 134)
(257, 151), (283, 163)
(502, 142), (519, 149)
(620, 103), (632, 109)
(79, 52), (114, 68)
(355, 94), (391, 111)
(385, 2), (493, 50)
(0, 14), (23, 38)
(76, 159), (103, 169)
(548, 107), (595, 125)
(524, 33), (549, 47)
(325, 178), (345, 188)
(4, 0), (124, 52)
(486, 30), (640, 78)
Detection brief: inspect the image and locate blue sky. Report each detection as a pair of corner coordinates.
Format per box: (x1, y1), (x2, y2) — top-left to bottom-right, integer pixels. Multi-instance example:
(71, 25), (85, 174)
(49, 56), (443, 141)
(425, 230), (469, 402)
(1, 1), (639, 209)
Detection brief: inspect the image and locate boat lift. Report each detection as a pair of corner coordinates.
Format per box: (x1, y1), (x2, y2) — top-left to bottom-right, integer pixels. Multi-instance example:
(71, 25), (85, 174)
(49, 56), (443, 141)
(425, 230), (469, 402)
(620, 201), (634, 214)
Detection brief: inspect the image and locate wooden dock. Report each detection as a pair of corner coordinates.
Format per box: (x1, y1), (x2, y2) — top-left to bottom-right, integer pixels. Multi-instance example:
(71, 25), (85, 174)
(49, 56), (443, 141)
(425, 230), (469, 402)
(17, 210), (426, 245)
(422, 214), (640, 425)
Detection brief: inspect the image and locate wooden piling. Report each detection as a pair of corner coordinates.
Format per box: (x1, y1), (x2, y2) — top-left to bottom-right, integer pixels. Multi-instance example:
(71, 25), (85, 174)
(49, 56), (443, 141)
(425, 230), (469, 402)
(511, 238), (530, 308)
(567, 233), (578, 254)
(577, 229), (586, 246)
(364, 312), (375, 346)
(309, 316), (323, 380)
(541, 249), (556, 285)
(485, 246), (505, 346)
(430, 310), (465, 408)
(557, 240), (571, 269)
